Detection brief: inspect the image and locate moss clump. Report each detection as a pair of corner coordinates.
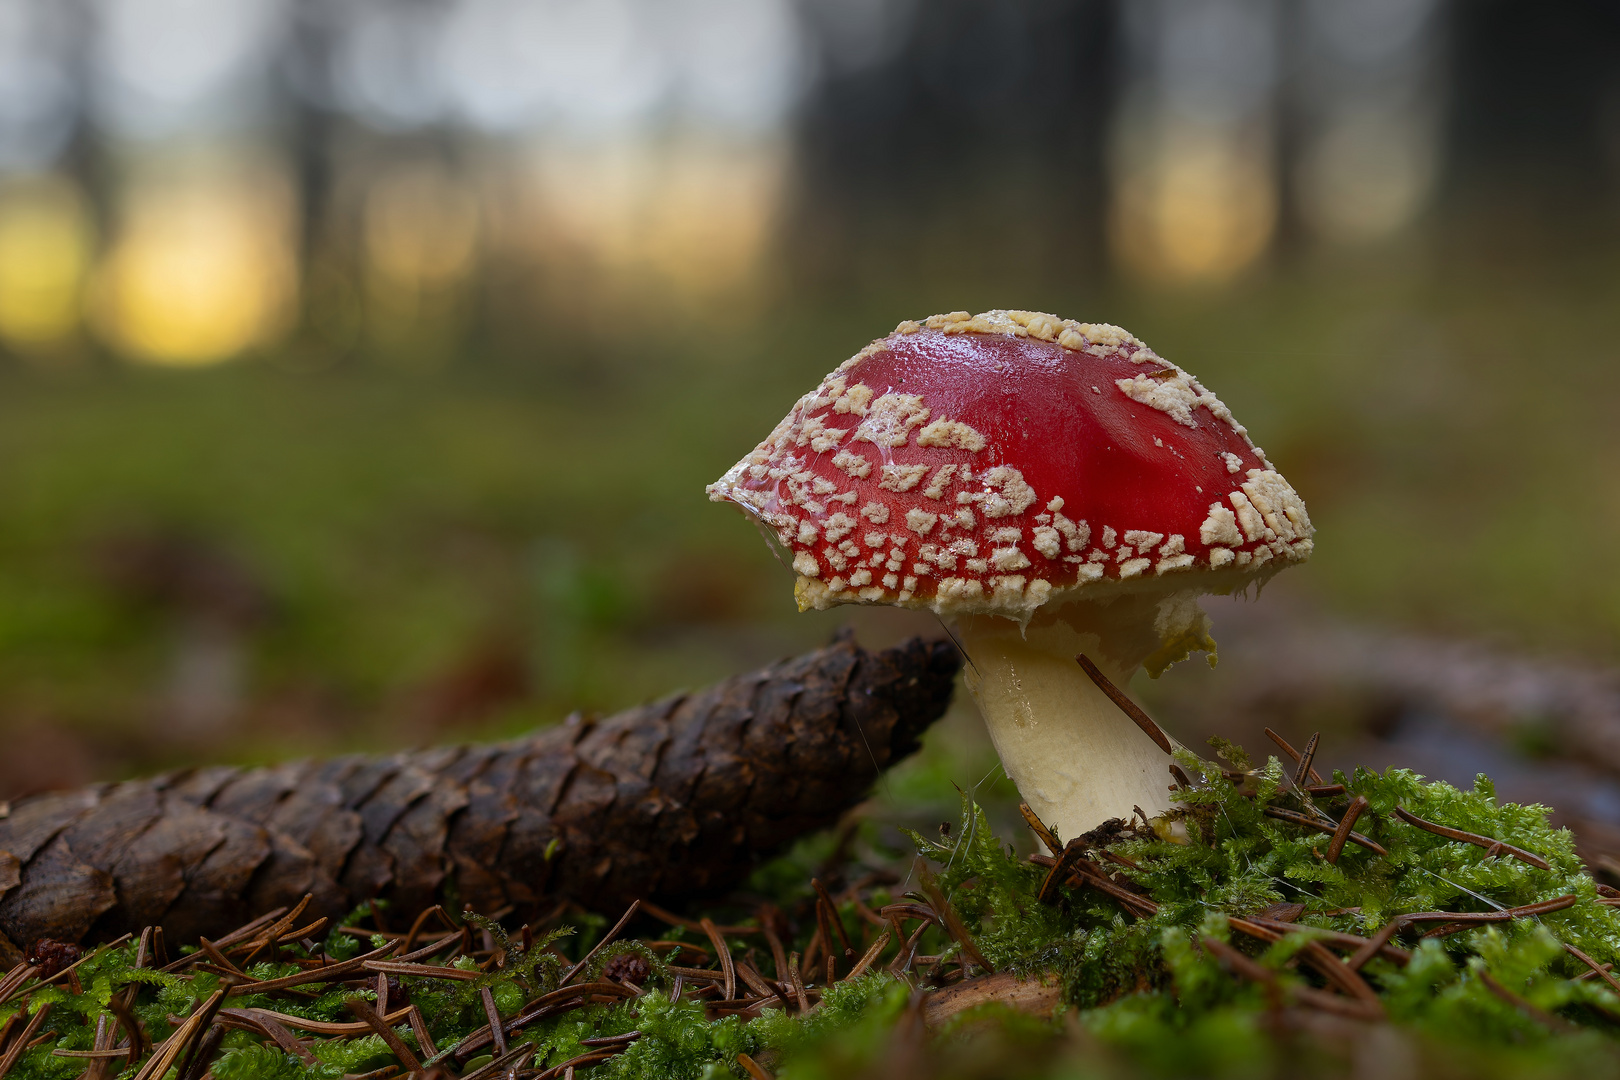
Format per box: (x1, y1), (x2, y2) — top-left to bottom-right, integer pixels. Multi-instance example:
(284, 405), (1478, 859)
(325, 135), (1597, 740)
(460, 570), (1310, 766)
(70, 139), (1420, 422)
(882, 745), (1620, 1076)
(912, 748), (1618, 995)
(4, 746), (1620, 1080)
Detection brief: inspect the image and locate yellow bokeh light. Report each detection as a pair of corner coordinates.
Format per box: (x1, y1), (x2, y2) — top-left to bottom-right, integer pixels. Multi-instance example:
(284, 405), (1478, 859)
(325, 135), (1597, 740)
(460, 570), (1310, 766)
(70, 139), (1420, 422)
(1296, 108), (1438, 244)
(508, 133), (786, 300)
(0, 176), (93, 348)
(364, 162), (482, 291)
(94, 160), (297, 366)
(353, 161), (483, 358)
(1111, 119), (1276, 284)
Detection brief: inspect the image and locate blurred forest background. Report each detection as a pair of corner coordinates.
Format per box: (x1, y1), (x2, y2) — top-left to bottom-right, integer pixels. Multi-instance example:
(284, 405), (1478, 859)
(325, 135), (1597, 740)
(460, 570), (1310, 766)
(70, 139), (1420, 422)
(0, 0), (1618, 840)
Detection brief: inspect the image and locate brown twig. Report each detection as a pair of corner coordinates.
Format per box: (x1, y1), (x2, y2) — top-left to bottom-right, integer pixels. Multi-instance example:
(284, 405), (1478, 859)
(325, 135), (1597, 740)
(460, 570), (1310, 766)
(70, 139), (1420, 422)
(918, 869), (993, 974)
(444, 984), (634, 1063)
(844, 927), (893, 982)
(759, 907), (790, 987)
(1346, 921), (1405, 972)
(105, 994), (145, 1067)
(168, 989), (226, 1080)
(736, 1052), (775, 1080)
(638, 901), (760, 937)
(175, 1024), (223, 1080)
(480, 987), (507, 1058)
(1397, 894), (1577, 929)
(0, 1003), (52, 1080)
(224, 1006), (412, 1038)
(204, 909), (288, 951)
(460, 1042), (537, 1080)
(391, 930), (465, 965)
(341, 1065), (401, 1080)
(238, 894), (314, 968)
(400, 905), (453, 956)
(700, 918), (737, 1003)
(1071, 858), (1156, 915)
(197, 938), (245, 976)
(801, 925), (824, 984)
(1018, 803), (1064, 857)
(1076, 860), (1161, 916)
(579, 1031), (640, 1049)
(1390, 807), (1552, 870)
(363, 960), (481, 982)
(1414, 895), (1580, 939)
(534, 1050), (618, 1080)
(1030, 853), (1159, 918)
(1262, 806), (1388, 857)
(1264, 728), (1325, 786)
(0, 966), (34, 1006)
(252, 1012), (319, 1067)
(1228, 919), (1383, 1012)
(788, 953), (809, 1015)
(79, 1013), (115, 1080)
(851, 894), (889, 930)
(1564, 943), (1620, 996)
(920, 971), (1065, 1027)
(1242, 917), (1411, 968)
(666, 966), (727, 984)
(249, 918), (329, 951)
(1325, 796), (1370, 864)
(345, 998), (420, 1071)
(1292, 733), (1322, 792)
(812, 878), (856, 961)
(405, 1010), (437, 1062)
(645, 940), (707, 959)
(887, 923), (927, 978)
(1100, 850), (1143, 871)
(1200, 935), (1381, 1020)
(735, 959), (778, 1000)
(1199, 934), (1284, 1012)
(226, 939), (402, 996)
(1478, 971), (1576, 1032)
(878, 903), (938, 925)
(812, 901), (838, 985)
(1036, 841), (1088, 905)
(1077, 655), (1174, 754)
(563, 900), (640, 987)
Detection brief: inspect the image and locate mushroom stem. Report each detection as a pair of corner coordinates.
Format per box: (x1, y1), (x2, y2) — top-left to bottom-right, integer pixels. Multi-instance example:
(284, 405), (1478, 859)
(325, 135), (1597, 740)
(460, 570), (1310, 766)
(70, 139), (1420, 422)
(955, 590), (1202, 842)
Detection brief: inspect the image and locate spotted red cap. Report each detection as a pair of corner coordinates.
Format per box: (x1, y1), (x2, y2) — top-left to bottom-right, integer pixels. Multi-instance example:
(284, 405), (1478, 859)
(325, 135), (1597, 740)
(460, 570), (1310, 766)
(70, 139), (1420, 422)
(708, 310), (1312, 621)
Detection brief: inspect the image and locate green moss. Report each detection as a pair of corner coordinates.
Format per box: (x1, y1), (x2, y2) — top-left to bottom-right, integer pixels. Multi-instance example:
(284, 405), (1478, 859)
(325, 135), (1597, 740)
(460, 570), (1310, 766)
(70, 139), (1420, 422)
(8, 751), (1620, 1080)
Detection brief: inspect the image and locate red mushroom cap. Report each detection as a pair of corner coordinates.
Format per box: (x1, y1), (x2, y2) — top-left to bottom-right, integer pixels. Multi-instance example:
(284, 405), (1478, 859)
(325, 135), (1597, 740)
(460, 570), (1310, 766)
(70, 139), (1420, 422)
(708, 310), (1312, 620)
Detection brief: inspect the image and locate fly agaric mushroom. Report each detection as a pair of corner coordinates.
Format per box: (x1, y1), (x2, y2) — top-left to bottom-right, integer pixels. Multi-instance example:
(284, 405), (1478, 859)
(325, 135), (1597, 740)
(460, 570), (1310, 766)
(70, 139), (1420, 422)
(707, 310), (1312, 842)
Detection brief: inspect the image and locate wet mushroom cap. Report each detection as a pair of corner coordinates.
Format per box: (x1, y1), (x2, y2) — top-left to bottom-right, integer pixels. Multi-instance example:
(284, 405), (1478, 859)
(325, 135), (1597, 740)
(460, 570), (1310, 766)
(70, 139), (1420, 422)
(708, 309), (1313, 622)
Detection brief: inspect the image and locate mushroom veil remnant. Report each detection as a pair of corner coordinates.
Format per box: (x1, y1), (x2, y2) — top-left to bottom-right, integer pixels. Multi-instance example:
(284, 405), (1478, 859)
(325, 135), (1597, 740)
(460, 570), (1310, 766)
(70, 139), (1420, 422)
(707, 310), (1313, 842)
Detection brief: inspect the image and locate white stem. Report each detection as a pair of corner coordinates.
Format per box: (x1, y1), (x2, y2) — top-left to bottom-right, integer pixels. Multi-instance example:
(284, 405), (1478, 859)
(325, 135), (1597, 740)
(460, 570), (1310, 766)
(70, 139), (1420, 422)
(955, 591), (1194, 843)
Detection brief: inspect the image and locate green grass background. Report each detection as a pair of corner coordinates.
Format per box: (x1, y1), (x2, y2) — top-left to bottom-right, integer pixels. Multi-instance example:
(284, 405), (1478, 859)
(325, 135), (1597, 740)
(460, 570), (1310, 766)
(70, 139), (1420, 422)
(1, 231), (1616, 792)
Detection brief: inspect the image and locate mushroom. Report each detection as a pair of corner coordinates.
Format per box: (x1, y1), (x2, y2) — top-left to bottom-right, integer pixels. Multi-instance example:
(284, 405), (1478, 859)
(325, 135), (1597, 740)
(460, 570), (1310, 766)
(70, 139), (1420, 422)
(707, 310), (1312, 842)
